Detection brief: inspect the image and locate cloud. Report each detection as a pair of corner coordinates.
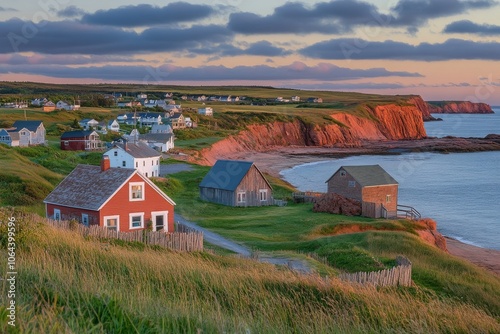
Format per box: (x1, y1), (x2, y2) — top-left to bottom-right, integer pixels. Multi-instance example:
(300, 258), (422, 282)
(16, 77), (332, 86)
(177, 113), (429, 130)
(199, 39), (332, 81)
(390, 0), (497, 32)
(0, 62), (422, 82)
(444, 20), (500, 35)
(82, 2), (214, 27)
(57, 6), (86, 18)
(216, 41), (292, 57)
(0, 6), (17, 12)
(299, 38), (500, 61)
(227, 0), (497, 35)
(0, 54), (146, 66)
(0, 19), (233, 55)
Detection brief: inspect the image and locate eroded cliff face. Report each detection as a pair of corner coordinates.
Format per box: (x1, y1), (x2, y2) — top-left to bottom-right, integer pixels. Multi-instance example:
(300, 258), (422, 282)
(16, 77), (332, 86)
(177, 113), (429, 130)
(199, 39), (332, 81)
(200, 99), (428, 164)
(427, 101), (494, 114)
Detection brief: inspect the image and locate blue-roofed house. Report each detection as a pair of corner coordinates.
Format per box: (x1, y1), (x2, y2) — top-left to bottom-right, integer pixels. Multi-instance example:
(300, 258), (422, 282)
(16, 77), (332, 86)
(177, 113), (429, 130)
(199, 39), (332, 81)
(199, 160), (273, 207)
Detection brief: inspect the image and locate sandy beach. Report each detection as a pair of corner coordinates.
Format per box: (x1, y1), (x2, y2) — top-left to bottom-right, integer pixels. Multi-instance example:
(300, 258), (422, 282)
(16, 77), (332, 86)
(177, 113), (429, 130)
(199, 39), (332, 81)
(218, 146), (500, 277)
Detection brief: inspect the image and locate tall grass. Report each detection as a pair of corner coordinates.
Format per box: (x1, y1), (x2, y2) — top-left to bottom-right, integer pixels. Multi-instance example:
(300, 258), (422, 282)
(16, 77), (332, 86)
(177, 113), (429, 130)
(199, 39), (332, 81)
(1, 216), (499, 333)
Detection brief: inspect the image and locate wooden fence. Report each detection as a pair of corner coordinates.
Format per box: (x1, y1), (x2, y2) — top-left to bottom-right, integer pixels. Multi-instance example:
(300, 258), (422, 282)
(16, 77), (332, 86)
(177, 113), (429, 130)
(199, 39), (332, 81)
(339, 256), (412, 287)
(292, 192), (324, 203)
(45, 219), (203, 252)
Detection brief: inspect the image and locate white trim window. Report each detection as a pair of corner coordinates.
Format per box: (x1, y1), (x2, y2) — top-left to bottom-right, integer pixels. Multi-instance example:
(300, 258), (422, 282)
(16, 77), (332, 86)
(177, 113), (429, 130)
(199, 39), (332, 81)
(151, 211), (169, 232)
(348, 181), (356, 188)
(104, 215), (119, 231)
(386, 195), (392, 203)
(259, 189), (268, 202)
(129, 182), (145, 201)
(129, 213), (144, 229)
(237, 191), (246, 204)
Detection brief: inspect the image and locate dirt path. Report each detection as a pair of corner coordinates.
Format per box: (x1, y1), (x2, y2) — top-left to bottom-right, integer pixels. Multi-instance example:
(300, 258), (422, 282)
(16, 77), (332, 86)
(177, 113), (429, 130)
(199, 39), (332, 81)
(175, 214), (312, 274)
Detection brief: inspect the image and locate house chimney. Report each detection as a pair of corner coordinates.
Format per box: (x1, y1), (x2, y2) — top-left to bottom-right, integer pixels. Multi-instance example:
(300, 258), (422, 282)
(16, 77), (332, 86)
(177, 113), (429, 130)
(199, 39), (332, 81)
(101, 155), (111, 172)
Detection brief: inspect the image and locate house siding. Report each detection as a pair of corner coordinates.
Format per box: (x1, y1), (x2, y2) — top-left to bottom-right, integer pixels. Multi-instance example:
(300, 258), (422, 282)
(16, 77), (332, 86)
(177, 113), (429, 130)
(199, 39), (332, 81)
(100, 174), (174, 232)
(362, 185), (398, 214)
(234, 166), (273, 207)
(46, 204), (100, 226)
(327, 170), (363, 201)
(199, 188), (236, 206)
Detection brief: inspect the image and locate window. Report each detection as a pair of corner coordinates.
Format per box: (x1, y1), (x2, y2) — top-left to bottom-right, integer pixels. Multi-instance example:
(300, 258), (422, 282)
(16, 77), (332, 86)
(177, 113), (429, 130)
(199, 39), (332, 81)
(64, 141), (69, 146)
(104, 216), (119, 231)
(82, 214), (89, 226)
(143, 161), (145, 166)
(129, 182), (145, 201)
(136, 162), (138, 168)
(348, 181), (356, 188)
(237, 192), (246, 203)
(122, 161), (126, 167)
(114, 151), (118, 156)
(340, 171), (346, 177)
(259, 189), (268, 202)
(145, 172), (148, 177)
(129, 213), (144, 229)
(156, 160), (159, 165)
(386, 195), (392, 203)
(152, 211), (168, 232)
(53, 209), (61, 221)
(152, 160), (154, 166)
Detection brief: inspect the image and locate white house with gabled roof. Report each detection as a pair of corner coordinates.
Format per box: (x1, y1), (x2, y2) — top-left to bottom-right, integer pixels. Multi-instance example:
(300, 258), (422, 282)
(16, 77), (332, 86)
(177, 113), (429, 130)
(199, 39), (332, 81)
(105, 141), (161, 178)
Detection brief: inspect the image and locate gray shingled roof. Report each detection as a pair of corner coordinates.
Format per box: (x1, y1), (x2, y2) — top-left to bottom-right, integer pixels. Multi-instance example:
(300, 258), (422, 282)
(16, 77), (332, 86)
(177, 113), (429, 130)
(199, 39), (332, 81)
(114, 141), (161, 158)
(12, 120), (43, 132)
(327, 165), (398, 187)
(139, 133), (173, 142)
(199, 160), (271, 191)
(44, 165), (136, 210)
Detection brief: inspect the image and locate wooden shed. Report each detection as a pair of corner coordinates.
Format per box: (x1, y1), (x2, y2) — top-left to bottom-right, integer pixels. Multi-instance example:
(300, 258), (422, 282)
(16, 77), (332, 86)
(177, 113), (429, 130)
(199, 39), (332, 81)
(199, 160), (273, 207)
(326, 165), (398, 218)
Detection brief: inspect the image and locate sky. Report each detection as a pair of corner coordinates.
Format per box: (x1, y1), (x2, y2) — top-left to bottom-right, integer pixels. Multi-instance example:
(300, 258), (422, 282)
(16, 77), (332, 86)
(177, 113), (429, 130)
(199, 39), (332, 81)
(0, 0), (499, 104)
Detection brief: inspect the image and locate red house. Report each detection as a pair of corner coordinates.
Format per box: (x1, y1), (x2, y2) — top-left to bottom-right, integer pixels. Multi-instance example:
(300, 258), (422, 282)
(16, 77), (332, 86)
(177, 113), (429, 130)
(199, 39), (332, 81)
(60, 130), (102, 151)
(44, 156), (176, 232)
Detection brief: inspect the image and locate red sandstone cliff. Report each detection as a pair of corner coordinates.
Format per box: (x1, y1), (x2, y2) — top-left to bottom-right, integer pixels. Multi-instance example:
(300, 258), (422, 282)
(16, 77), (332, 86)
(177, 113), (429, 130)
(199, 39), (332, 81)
(426, 101), (493, 114)
(200, 100), (427, 164)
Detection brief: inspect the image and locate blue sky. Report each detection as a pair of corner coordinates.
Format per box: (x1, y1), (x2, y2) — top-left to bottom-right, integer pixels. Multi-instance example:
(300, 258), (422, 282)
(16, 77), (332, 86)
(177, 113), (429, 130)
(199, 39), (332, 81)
(0, 0), (499, 104)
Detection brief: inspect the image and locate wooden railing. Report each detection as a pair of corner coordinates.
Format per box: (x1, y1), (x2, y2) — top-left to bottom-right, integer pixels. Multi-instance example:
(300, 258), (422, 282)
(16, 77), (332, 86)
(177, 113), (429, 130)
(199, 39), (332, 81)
(397, 205), (421, 220)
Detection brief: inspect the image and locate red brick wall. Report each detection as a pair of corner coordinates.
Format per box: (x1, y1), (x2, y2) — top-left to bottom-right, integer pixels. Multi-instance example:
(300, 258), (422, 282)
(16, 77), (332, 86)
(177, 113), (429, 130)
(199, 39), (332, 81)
(362, 185), (398, 212)
(100, 174), (175, 232)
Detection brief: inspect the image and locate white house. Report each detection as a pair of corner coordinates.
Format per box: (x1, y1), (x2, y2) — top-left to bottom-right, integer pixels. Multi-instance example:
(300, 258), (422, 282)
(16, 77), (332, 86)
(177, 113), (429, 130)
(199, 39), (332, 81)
(137, 93), (148, 99)
(139, 133), (174, 153)
(107, 120), (120, 132)
(198, 107), (213, 116)
(151, 124), (173, 134)
(1, 121), (46, 146)
(105, 141), (161, 178)
(291, 96), (301, 102)
(57, 100), (80, 111)
(31, 98), (48, 106)
(79, 119), (99, 130)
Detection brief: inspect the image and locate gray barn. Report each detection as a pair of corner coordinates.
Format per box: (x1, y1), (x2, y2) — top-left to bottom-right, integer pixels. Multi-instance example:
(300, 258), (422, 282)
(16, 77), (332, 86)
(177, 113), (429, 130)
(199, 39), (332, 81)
(199, 160), (273, 207)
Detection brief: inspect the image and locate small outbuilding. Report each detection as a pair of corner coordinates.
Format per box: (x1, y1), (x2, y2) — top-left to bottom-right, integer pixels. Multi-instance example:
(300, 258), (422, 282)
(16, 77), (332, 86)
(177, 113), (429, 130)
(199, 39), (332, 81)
(199, 160), (273, 207)
(60, 130), (102, 151)
(326, 165), (398, 218)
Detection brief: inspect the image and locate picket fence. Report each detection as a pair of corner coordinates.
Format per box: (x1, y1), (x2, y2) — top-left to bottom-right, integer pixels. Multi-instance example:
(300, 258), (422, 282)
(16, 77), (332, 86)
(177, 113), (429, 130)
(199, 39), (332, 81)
(339, 256), (412, 287)
(44, 219), (203, 252)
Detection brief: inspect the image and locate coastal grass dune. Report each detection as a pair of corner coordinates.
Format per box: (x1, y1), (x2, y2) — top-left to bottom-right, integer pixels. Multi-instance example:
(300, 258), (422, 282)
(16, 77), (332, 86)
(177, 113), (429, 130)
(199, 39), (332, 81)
(1, 210), (499, 333)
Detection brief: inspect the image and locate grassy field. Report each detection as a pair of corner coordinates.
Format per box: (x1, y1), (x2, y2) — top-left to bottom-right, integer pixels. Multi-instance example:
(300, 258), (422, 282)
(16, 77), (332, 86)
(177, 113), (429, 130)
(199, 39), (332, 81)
(155, 166), (500, 312)
(1, 209), (499, 333)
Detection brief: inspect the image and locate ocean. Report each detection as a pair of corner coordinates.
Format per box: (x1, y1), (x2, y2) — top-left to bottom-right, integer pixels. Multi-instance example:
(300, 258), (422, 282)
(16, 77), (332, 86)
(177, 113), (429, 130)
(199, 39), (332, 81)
(281, 109), (500, 250)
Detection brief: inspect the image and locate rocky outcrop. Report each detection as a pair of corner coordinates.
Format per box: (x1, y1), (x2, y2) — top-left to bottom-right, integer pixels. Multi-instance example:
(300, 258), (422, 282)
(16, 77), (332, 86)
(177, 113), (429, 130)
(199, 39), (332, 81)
(427, 101), (494, 114)
(200, 100), (428, 164)
(416, 219), (448, 251)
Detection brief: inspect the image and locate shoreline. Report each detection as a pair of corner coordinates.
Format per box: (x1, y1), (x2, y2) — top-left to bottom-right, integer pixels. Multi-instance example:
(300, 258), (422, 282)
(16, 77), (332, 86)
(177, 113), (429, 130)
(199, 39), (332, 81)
(219, 145), (500, 276)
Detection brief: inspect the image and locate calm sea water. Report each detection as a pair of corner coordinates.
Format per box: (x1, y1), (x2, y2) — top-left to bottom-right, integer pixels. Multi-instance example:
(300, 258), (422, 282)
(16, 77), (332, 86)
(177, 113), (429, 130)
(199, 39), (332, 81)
(281, 109), (500, 250)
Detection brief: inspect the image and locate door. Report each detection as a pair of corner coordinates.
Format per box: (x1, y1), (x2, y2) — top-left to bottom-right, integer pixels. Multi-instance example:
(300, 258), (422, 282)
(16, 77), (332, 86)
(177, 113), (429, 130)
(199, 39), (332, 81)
(53, 209), (61, 221)
(82, 214), (89, 227)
